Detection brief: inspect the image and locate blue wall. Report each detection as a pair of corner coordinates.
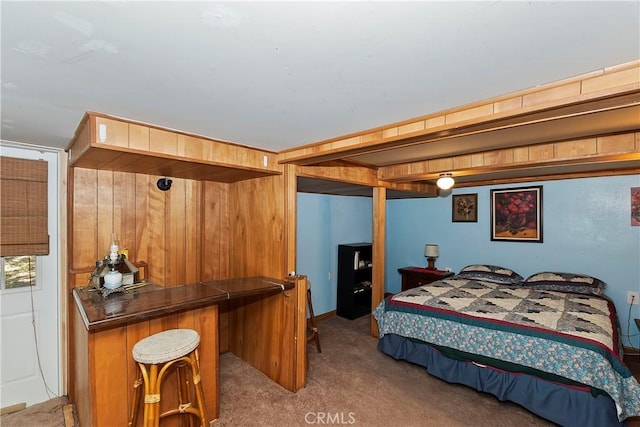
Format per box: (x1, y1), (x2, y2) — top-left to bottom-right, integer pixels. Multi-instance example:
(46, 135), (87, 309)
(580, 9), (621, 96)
(386, 175), (640, 341)
(296, 193), (372, 316)
(297, 174), (640, 343)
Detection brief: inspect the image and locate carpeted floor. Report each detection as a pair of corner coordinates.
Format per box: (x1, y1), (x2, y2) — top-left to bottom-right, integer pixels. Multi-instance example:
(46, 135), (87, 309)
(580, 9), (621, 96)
(0, 396), (73, 427)
(216, 314), (555, 427)
(5, 314), (637, 426)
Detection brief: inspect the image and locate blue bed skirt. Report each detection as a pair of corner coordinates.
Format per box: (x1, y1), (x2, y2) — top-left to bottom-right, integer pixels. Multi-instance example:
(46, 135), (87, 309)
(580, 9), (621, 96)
(378, 333), (625, 427)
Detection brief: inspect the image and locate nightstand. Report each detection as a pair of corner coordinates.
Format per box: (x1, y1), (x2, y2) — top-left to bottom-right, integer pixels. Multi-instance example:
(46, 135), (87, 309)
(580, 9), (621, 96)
(397, 267), (454, 292)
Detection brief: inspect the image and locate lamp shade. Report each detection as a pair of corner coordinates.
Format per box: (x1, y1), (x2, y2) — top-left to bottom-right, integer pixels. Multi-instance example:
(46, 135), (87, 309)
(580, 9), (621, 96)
(424, 244), (439, 258)
(436, 173), (455, 190)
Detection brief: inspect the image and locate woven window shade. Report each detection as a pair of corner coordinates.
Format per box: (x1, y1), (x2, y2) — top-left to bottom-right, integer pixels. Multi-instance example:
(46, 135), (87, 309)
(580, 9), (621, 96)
(0, 156), (49, 256)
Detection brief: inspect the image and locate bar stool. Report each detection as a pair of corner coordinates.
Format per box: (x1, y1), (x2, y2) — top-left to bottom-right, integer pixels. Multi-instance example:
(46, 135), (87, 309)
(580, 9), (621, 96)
(128, 329), (207, 427)
(307, 281), (321, 353)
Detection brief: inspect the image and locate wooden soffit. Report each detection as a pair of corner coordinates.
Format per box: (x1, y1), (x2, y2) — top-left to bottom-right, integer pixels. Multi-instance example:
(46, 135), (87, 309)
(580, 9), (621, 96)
(279, 61), (640, 191)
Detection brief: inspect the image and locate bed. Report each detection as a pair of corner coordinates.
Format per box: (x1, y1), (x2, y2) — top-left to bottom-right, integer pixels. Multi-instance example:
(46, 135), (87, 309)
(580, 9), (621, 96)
(373, 265), (640, 426)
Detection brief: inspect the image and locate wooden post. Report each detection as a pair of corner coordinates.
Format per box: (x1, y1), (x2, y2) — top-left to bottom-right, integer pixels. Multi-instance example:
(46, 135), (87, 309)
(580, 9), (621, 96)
(371, 187), (386, 337)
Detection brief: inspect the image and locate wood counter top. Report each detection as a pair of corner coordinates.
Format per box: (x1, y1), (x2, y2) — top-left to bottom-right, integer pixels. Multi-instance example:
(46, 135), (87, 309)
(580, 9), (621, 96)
(73, 276), (293, 331)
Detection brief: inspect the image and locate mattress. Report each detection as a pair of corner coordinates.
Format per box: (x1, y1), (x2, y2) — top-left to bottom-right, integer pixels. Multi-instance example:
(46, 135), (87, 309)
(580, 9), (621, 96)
(373, 276), (640, 422)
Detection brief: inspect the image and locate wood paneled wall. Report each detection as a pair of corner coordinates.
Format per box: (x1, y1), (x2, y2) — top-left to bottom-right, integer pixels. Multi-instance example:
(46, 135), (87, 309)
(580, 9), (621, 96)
(68, 167), (232, 425)
(66, 167), (289, 285)
(229, 175), (286, 278)
(68, 165), (291, 421)
(68, 168), (231, 288)
(202, 181), (231, 281)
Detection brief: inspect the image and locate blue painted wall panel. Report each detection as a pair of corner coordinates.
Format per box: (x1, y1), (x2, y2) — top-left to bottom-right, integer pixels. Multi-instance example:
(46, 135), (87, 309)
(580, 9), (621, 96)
(297, 175), (640, 342)
(296, 193), (372, 316)
(386, 175), (640, 340)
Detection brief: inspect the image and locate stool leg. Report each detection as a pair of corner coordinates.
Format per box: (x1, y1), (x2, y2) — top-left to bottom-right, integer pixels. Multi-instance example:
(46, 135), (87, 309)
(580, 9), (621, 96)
(155, 356), (206, 426)
(190, 349), (208, 427)
(134, 350), (207, 427)
(128, 376), (143, 427)
(176, 362), (195, 427)
(144, 364), (161, 427)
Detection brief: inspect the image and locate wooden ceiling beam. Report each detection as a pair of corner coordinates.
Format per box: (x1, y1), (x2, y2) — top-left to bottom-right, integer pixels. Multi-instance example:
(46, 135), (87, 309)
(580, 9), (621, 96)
(297, 162), (437, 196)
(449, 168), (640, 189)
(377, 132), (640, 183)
(278, 62), (640, 166)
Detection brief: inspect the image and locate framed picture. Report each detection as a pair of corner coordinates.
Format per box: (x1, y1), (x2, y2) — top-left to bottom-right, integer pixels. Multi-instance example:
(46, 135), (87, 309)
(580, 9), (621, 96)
(632, 187), (640, 226)
(490, 186), (543, 242)
(452, 193), (478, 222)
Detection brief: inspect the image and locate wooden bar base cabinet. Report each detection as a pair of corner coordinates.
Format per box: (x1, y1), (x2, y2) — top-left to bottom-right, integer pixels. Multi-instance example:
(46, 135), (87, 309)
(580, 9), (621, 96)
(69, 276), (308, 427)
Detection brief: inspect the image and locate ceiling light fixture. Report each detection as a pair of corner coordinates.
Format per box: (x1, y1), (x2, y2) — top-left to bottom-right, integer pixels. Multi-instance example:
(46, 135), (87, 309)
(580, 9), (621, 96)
(436, 173), (455, 190)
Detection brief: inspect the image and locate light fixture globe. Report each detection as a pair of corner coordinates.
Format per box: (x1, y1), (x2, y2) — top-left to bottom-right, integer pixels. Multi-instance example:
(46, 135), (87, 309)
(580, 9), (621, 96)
(436, 173), (455, 190)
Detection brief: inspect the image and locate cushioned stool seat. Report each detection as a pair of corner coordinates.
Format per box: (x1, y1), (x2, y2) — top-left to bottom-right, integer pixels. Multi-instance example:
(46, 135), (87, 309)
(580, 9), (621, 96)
(128, 329), (207, 427)
(133, 329), (200, 364)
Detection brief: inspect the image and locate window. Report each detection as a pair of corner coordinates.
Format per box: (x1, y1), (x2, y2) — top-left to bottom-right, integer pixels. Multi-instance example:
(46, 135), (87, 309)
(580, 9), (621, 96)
(0, 156), (49, 257)
(0, 156), (46, 291)
(1, 256), (36, 290)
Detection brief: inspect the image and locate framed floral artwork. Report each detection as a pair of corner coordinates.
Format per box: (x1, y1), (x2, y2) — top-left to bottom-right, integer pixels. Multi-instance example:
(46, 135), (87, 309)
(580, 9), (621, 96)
(490, 186), (543, 242)
(632, 187), (640, 226)
(452, 193), (478, 222)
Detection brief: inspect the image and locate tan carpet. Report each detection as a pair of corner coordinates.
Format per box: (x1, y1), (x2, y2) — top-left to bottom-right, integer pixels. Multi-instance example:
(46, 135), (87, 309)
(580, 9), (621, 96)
(0, 396), (73, 427)
(216, 314), (554, 427)
(2, 315), (558, 426)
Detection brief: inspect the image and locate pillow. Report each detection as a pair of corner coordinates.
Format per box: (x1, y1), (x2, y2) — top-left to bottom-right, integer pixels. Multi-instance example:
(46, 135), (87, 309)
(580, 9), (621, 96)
(455, 264), (523, 285)
(522, 271), (606, 296)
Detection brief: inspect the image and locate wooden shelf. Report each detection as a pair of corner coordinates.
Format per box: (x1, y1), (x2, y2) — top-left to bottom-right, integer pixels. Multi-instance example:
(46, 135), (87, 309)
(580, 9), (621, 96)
(67, 112), (282, 183)
(337, 243), (372, 320)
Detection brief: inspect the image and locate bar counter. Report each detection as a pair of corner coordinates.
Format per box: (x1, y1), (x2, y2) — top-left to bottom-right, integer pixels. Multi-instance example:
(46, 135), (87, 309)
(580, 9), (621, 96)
(70, 275), (306, 426)
(73, 276), (293, 331)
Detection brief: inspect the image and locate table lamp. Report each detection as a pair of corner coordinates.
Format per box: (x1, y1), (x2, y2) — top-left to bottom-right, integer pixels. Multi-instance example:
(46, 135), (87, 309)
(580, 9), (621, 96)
(424, 244), (439, 270)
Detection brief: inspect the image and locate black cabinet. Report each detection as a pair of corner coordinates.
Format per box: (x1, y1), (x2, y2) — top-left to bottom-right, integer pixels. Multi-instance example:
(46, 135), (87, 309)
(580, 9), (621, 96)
(337, 243), (372, 320)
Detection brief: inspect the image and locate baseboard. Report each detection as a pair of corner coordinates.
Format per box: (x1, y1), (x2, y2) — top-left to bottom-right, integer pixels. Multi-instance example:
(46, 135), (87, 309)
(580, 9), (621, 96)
(63, 403), (75, 427)
(1, 402), (26, 416)
(309, 310), (336, 323)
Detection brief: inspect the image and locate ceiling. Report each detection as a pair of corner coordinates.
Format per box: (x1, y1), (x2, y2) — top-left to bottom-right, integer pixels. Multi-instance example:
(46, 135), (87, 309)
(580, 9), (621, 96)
(296, 176), (429, 200)
(2, 1), (640, 156)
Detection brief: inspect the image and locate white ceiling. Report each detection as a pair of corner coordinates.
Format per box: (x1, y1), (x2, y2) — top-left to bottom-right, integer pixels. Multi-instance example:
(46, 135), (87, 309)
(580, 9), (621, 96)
(2, 1), (639, 153)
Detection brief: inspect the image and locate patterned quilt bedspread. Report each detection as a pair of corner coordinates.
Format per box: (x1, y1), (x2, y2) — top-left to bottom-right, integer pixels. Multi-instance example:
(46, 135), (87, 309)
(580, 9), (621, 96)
(373, 277), (640, 420)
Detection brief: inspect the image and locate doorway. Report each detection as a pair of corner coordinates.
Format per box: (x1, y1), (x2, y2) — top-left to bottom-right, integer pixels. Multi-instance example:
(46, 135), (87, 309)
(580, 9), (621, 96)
(0, 144), (61, 407)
